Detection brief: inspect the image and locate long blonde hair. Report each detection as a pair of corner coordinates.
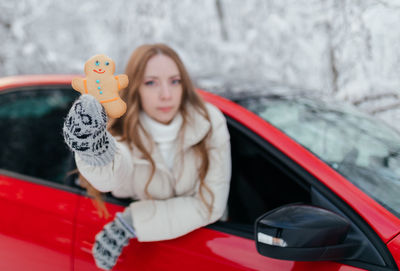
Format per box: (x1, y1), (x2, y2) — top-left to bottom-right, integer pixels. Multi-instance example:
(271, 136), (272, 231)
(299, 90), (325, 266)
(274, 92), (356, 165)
(82, 44), (214, 216)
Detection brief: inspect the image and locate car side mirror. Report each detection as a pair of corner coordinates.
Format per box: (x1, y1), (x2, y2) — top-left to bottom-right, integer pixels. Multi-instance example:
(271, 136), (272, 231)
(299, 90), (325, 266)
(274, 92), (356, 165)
(255, 204), (359, 261)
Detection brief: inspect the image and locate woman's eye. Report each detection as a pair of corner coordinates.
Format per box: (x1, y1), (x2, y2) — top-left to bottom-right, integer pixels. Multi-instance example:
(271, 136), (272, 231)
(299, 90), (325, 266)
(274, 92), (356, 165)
(144, 81), (155, 86)
(172, 79), (181, 85)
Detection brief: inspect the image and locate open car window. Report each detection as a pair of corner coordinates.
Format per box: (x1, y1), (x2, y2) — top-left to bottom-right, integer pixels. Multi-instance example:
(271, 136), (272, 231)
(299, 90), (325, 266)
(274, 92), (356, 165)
(212, 118), (311, 238)
(0, 87), (78, 184)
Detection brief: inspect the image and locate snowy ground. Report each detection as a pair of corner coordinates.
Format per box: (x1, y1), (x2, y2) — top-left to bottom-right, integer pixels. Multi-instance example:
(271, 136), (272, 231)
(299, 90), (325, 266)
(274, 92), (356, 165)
(1, 0), (400, 130)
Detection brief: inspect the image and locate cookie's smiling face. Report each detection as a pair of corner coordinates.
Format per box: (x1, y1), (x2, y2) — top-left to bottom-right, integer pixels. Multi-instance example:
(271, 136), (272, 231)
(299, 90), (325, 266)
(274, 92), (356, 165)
(84, 54), (115, 76)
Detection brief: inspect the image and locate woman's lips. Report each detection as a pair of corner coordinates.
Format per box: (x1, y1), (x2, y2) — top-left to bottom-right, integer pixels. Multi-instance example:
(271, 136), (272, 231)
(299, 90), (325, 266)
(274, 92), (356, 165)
(158, 106), (173, 113)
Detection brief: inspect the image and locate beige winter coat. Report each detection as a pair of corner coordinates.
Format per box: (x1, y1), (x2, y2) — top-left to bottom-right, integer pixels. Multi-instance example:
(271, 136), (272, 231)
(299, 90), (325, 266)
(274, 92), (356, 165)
(76, 103), (231, 242)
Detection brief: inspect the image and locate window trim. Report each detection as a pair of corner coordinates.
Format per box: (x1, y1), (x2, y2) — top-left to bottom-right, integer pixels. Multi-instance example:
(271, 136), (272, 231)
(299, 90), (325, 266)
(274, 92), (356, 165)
(0, 169), (84, 195)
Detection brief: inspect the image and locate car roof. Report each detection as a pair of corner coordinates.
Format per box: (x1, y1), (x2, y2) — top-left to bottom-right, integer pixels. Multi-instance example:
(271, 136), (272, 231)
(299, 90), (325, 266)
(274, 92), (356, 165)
(0, 74), (78, 91)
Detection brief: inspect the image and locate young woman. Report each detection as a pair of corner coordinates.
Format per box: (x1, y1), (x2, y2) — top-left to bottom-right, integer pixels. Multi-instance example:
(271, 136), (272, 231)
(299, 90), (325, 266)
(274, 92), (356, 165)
(63, 44), (231, 270)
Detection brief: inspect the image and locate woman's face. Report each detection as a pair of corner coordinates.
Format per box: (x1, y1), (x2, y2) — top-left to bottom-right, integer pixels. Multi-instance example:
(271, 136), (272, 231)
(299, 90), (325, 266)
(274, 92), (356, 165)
(139, 54), (183, 124)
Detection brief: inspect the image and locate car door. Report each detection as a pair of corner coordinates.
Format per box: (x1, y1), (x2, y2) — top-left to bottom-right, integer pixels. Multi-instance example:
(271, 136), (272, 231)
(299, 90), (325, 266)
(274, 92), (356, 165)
(0, 85), (80, 271)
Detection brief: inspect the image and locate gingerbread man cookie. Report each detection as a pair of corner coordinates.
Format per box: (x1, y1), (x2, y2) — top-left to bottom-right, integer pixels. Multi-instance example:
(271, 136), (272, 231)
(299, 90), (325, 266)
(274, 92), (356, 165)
(72, 54), (129, 118)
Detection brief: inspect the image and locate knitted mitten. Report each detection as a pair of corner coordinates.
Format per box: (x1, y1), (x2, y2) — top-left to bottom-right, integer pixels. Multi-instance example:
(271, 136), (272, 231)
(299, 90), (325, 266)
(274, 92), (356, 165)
(92, 208), (136, 270)
(63, 94), (116, 166)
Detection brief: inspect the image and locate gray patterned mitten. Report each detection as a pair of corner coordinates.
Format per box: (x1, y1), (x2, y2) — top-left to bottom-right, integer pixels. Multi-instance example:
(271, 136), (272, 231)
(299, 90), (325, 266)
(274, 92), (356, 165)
(92, 208), (136, 270)
(63, 94), (116, 166)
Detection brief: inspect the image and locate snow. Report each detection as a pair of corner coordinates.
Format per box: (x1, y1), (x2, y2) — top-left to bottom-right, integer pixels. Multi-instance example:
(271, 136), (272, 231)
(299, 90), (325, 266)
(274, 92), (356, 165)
(1, 0), (400, 130)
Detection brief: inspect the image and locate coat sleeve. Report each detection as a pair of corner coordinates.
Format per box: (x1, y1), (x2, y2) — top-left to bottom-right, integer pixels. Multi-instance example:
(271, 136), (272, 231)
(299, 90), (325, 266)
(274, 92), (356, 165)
(130, 106), (232, 242)
(75, 140), (136, 198)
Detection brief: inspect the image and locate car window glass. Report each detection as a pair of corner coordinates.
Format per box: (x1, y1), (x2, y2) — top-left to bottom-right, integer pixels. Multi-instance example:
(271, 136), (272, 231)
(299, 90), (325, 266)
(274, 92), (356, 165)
(0, 87), (78, 184)
(239, 96), (400, 218)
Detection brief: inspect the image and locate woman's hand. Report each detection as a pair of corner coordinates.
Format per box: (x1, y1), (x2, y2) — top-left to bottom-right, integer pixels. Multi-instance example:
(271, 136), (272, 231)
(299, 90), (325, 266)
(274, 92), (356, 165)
(92, 208), (136, 270)
(63, 94), (116, 166)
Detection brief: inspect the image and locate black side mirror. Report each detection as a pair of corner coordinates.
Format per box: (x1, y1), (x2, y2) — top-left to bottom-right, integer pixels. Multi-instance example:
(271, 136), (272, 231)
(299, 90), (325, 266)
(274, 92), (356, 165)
(255, 204), (359, 261)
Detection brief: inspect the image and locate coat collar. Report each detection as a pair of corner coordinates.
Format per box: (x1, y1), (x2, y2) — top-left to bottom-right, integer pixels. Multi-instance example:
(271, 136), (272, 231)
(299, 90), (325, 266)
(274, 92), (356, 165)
(134, 103), (211, 158)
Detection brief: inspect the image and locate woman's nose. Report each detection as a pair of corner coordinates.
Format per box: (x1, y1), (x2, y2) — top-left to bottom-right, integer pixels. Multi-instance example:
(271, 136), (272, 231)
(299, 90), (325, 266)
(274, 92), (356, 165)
(159, 83), (172, 100)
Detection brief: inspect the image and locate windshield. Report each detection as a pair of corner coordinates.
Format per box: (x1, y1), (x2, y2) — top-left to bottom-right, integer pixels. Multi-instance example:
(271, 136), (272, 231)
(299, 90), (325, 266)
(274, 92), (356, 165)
(238, 96), (400, 218)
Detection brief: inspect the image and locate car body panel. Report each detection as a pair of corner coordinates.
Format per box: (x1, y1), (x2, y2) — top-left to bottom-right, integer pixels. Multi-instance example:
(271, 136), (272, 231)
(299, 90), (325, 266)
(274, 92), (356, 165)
(0, 172), (78, 271)
(74, 198), (364, 271)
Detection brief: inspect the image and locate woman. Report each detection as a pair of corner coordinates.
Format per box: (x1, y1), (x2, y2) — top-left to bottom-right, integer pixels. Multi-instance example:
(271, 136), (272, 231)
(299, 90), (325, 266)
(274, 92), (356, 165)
(63, 44), (231, 270)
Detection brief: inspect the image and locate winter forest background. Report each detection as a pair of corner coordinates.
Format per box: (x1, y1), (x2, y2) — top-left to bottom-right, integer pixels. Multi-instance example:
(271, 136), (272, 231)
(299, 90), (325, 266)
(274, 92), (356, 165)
(1, 0), (400, 130)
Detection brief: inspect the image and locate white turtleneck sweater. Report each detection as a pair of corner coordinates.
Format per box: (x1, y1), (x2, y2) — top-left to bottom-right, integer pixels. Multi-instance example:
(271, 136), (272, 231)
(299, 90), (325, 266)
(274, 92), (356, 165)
(140, 112), (183, 170)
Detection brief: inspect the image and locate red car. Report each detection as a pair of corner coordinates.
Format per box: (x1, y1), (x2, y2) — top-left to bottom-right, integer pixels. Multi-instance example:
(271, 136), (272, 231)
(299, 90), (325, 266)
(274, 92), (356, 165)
(1, 75), (400, 271)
